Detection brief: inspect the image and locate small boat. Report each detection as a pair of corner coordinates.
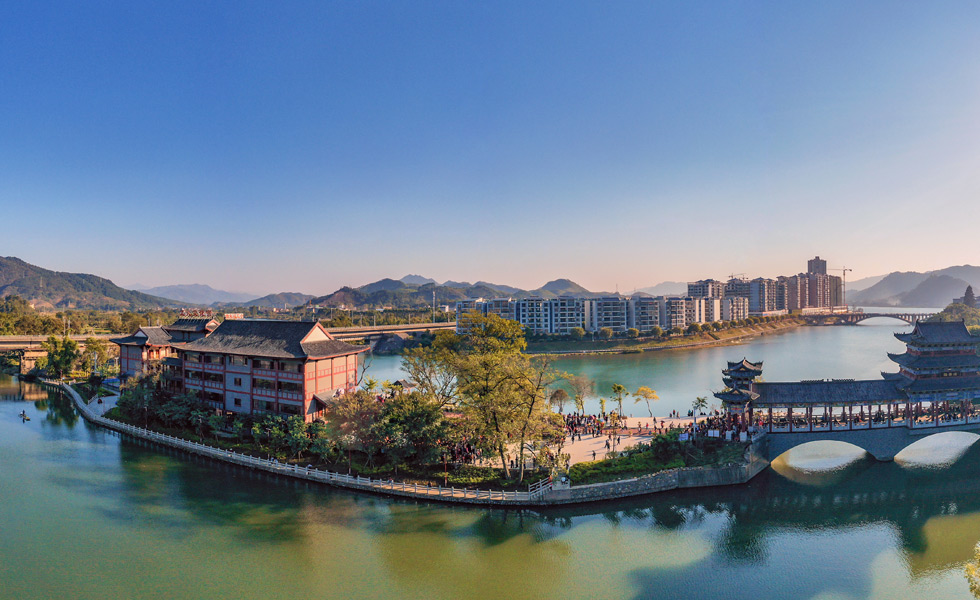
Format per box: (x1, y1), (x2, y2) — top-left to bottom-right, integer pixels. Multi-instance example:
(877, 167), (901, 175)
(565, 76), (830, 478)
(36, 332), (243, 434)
(19, 411), (30, 421)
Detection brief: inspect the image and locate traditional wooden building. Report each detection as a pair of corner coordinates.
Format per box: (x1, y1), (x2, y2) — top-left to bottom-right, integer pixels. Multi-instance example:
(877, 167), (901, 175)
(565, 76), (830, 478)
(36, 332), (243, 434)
(111, 318), (218, 378)
(715, 320), (980, 433)
(175, 319), (368, 421)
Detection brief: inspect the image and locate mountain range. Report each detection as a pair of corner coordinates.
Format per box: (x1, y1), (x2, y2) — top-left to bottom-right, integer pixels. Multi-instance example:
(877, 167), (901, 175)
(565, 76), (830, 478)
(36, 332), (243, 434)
(136, 283), (258, 305)
(308, 275), (606, 308)
(0, 256), (181, 310)
(848, 265), (980, 307)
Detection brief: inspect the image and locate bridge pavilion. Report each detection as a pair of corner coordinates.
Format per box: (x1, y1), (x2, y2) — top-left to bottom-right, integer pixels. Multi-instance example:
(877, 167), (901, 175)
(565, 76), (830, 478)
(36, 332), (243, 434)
(715, 320), (980, 434)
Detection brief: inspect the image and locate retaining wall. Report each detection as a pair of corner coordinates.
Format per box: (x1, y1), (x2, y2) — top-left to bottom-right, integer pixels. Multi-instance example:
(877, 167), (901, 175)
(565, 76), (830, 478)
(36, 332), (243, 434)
(59, 381), (770, 507)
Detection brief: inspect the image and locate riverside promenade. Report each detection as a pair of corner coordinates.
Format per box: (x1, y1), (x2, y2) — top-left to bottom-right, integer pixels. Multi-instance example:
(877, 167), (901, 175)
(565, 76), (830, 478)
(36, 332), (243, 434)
(56, 381), (767, 507)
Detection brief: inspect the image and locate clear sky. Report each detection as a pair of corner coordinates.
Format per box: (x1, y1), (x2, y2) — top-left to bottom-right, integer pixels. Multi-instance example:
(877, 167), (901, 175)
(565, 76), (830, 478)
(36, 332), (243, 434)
(3, 2), (979, 296)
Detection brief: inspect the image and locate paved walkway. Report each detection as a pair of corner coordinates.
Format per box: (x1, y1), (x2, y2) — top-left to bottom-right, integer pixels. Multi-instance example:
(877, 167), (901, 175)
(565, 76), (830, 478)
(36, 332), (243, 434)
(87, 393), (119, 417)
(561, 416), (698, 463)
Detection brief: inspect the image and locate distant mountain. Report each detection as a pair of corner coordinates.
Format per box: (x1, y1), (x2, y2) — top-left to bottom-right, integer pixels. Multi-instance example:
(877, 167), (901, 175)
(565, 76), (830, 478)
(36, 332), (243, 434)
(474, 281), (523, 295)
(399, 274), (436, 285)
(310, 276), (613, 308)
(895, 275), (971, 308)
(0, 256), (182, 310)
(850, 265), (980, 307)
(533, 279), (592, 298)
(359, 278), (409, 294)
(243, 292), (315, 309)
(634, 281), (688, 296)
(137, 283), (257, 305)
(846, 274), (887, 293)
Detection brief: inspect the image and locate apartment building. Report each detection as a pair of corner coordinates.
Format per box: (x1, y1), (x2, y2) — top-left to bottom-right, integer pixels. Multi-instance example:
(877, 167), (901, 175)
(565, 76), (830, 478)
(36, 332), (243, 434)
(687, 279), (725, 298)
(627, 296), (660, 331)
(550, 296), (588, 335)
(702, 297), (722, 323)
(722, 296), (749, 322)
(514, 297), (552, 334)
(589, 296), (629, 332)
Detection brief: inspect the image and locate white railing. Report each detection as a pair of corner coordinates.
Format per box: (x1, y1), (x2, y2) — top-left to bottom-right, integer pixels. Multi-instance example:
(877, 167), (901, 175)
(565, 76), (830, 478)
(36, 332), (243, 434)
(62, 383), (539, 505)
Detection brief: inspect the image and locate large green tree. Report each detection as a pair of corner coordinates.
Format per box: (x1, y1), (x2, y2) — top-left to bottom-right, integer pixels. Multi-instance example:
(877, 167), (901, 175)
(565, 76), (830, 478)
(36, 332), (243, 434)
(42, 335), (80, 379)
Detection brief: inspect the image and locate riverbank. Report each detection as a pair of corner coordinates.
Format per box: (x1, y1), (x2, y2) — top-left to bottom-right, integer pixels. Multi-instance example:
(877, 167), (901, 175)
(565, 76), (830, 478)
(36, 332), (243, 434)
(525, 318), (804, 355)
(58, 381), (768, 507)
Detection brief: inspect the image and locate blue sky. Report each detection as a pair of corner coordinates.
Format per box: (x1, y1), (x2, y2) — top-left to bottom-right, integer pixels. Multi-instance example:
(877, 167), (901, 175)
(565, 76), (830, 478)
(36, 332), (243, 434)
(3, 2), (979, 295)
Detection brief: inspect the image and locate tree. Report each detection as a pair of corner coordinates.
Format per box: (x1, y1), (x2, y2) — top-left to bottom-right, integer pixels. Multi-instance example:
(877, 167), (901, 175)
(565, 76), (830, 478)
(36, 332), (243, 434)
(378, 392), (449, 467)
(598, 327), (614, 339)
(567, 374), (595, 413)
(692, 396), (708, 425)
(81, 337), (111, 372)
(42, 335), (80, 379)
(649, 326), (663, 338)
(626, 328), (639, 339)
(285, 415), (310, 459)
(634, 385), (659, 418)
(686, 323), (701, 335)
(549, 388), (570, 413)
(611, 383), (628, 418)
(966, 286), (977, 309)
(324, 390), (385, 469)
(569, 327), (585, 340)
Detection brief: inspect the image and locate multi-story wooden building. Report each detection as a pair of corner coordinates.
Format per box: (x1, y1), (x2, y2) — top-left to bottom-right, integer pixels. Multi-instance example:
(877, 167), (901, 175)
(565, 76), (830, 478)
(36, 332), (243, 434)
(175, 319), (368, 421)
(112, 318), (218, 378)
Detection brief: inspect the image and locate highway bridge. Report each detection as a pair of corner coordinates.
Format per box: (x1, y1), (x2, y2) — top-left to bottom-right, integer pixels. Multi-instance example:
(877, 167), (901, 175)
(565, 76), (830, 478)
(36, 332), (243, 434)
(324, 321), (456, 341)
(0, 333), (118, 352)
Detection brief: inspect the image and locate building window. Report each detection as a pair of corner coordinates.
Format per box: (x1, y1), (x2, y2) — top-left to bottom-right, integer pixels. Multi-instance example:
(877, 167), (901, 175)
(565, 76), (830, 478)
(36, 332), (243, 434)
(204, 354), (224, 365)
(185, 353), (200, 363)
(233, 398), (242, 407)
(279, 381), (303, 394)
(254, 359), (275, 370)
(254, 378), (276, 390)
(229, 355), (247, 366)
(232, 377), (242, 387)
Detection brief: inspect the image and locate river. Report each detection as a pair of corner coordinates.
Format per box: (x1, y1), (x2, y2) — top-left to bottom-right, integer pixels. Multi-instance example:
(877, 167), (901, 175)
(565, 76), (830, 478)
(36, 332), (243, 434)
(3, 315), (979, 599)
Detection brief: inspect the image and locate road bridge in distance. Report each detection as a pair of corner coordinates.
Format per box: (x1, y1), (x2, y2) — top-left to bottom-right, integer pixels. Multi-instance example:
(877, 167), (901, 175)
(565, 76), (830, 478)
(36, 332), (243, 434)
(803, 312), (934, 325)
(0, 333), (118, 352)
(324, 321), (456, 341)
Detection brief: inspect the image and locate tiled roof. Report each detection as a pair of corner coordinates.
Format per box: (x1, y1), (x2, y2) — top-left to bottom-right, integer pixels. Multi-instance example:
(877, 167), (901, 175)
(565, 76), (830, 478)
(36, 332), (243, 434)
(888, 352), (980, 370)
(896, 375), (980, 394)
(895, 321), (978, 345)
(178, 319), (365, 359)
(109, 326), (173, 347)
(164, 318), (217, 333)
(752, 379), (904, 405)
(714, 388), (760, 403)
(724, 358), (763, 373)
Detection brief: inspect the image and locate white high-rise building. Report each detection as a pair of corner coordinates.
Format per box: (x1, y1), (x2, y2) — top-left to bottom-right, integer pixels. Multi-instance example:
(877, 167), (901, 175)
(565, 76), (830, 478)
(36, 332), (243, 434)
(550, 296), (587, 335)
(589, 296), (628, 332)
(628, 296), (661, 331)
(514, 297), (552, 334)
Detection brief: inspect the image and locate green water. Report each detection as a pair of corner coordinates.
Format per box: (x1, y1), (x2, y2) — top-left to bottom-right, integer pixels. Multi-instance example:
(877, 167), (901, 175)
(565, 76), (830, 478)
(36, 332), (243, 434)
(3, 318), (979, 599)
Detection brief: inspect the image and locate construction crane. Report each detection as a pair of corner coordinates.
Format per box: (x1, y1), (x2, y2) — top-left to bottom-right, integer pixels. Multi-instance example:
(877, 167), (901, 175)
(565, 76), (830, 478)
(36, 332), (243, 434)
(830, 267), (853, 310)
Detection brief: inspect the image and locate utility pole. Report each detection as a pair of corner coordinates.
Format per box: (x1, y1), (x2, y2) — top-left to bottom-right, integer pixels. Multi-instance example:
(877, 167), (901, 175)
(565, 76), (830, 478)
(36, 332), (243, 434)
(432, 290), (435, 323)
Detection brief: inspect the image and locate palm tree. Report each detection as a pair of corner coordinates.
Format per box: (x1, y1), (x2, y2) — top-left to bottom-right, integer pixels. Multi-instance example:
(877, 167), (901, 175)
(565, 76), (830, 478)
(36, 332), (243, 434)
(692, 396), (708, 426)
(634, 385), (659, 418)
(611, 384), (627, 419)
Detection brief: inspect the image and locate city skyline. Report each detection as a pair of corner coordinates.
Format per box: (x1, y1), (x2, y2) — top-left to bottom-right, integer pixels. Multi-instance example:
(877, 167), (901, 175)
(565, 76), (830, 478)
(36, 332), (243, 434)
(4, 2), (980, 295)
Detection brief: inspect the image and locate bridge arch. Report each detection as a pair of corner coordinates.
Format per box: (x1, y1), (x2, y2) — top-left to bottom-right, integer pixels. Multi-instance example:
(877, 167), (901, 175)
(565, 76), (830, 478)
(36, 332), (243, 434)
(893, 431), (980, 467)
(848, 313), (918, 324)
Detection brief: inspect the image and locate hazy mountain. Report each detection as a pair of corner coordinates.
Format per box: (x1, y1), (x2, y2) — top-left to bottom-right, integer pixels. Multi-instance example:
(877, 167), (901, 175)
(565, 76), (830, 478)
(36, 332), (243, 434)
(310, 277), (612, 308)
(0, 256), (182, 310)
(474, 281), (523, 295)
(243, 292), (315, 309)
(634, 281), (688, 296)
(846, 274), (888, 293)
(900, 275), (971, 308)
(138, 283), (257, 305)
(533, 279), (593, 298)
(358, 278), (409, 294)
(399, 274), (436, 285)
(850, 265), (980, 307)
